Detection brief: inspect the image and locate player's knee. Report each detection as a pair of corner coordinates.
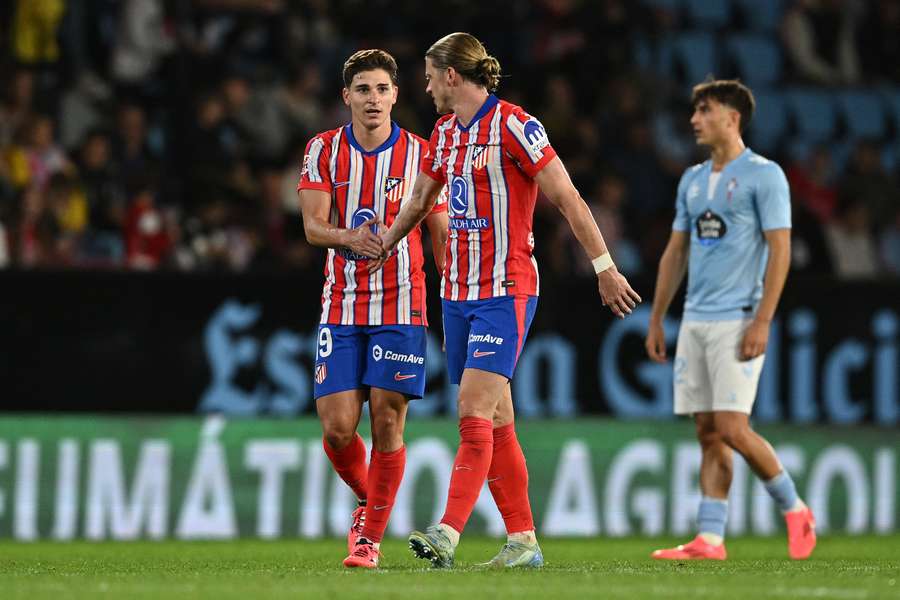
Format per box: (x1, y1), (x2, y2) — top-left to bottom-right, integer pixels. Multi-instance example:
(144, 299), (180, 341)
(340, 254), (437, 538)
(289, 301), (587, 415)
(694, 415), (717, 439)
(371, 415), (404, 453)
(457, 390), (496, 420)
(717, 424), (747, 449)
(322, 426), (356, 451)
(698, 429), (723, 451)
(371, 410), (401, 438)
(458, 400), (492, 420)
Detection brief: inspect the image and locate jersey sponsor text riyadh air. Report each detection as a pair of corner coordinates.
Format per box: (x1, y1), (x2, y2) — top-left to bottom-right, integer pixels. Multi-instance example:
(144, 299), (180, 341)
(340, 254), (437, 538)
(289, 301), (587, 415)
(420, 95), (557, 300)
(298, 122), (447, 326)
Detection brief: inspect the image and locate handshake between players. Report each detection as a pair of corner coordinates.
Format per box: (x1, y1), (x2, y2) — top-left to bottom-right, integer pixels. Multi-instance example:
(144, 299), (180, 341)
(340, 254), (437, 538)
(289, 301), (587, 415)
(298, 35), (640, 570)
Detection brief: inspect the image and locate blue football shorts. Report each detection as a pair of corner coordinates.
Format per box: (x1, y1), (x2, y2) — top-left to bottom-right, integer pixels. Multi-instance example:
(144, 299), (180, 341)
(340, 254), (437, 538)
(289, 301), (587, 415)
(313, 324), (427, 400)
(441, 295), (538, 384)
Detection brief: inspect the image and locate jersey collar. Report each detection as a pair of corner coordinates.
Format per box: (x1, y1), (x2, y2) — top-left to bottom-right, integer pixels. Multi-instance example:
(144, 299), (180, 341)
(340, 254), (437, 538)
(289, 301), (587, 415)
(345, 121), (401, 156)
(456, 94), (499, 131)
(708, 147), (751, 172)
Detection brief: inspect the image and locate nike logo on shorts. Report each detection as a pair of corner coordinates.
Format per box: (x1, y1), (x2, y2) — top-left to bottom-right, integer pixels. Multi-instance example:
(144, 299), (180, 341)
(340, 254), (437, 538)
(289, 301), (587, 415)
(473, 349), (496, 358)
(373, 505), (390, 511)
(394, 372), (416, 381)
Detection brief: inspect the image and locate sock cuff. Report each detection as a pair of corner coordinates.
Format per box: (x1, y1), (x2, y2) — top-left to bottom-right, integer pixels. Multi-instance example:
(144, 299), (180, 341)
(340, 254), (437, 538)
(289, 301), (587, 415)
(492, 423), (516, 446)
(700, 495), (729, 508)
(698, 496), (729, 538)
(371, 445), (406, 464)
(459, 416), (494, 442)
(764, 471), (788, 488)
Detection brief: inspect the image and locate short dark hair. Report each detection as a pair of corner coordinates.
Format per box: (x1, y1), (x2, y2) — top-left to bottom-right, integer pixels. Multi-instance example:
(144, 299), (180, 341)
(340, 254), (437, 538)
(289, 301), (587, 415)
(691, 79), (755, 133)
(342, 49), (399, 88)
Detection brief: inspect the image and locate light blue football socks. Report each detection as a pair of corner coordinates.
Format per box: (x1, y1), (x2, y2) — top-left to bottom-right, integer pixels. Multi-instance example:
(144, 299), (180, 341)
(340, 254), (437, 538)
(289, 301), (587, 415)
(765, 471), (803, 513)
(698, 496), (729, 542)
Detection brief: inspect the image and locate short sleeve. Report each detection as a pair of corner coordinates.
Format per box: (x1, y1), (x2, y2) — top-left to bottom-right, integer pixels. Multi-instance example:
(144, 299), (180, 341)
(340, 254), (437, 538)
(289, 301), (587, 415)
(430, 185), (449, 214)
(297, 135), (332, 193)
(755, 164), (792, 231)
(420, 123), (448, 184)
(502, 107), (558, 178)
(672, 169), (691, 232)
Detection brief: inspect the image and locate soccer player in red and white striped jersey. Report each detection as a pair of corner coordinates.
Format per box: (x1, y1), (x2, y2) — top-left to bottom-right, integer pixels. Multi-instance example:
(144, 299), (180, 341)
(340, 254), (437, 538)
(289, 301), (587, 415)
(376, 33), (642, 568)
(298, 49), (447, 569)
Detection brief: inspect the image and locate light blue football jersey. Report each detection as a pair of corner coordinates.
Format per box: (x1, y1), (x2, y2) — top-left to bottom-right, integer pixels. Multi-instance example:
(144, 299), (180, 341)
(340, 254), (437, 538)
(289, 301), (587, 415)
(673, 148), (791, 321)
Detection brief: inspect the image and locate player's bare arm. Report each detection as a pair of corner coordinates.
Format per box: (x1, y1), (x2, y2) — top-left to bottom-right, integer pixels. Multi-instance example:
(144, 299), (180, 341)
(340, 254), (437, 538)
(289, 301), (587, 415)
(740, 228), (790, 360)
(645, 230), (690, 363)
(424, 209), (449, 272)
(369, 173), (443, 271)
(535, 157), (642, 318)
(299, 188), (385, 259)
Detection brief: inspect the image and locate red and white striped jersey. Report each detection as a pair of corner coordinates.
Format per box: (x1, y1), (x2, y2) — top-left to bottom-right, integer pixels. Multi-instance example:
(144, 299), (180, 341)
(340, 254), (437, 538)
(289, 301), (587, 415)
(298, 122), (447, 326)
(420, 95), (557, 300)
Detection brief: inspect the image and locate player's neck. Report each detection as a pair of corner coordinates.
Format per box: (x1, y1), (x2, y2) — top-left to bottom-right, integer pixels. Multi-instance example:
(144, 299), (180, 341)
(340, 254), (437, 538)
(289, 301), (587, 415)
(709, 137), (745, 171)
(453, 88), (490, 128)
(351, 118), (393, 152)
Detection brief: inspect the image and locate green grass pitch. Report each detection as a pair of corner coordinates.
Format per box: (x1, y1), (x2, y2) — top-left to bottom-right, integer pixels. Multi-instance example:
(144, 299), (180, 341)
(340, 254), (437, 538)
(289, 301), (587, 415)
(1, 536), (897, 599)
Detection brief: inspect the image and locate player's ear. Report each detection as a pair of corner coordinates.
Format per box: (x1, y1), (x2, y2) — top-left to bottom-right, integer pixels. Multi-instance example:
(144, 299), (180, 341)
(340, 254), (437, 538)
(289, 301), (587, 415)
(446, 66), (457, 86)
(342, 87), (350, 107)
(730, 108), (741, 131)
(391, 85), (399, 105)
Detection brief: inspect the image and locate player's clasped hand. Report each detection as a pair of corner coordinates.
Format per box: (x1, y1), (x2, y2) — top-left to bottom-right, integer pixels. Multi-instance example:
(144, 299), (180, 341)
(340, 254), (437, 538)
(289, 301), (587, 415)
(345, 217), (386, 260)
(367, 229), (393, 273)
(598, 268), (642, 319)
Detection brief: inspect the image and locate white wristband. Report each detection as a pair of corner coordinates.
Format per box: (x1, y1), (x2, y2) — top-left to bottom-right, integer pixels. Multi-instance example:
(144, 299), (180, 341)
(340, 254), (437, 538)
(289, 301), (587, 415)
(592, 253), (614, 274)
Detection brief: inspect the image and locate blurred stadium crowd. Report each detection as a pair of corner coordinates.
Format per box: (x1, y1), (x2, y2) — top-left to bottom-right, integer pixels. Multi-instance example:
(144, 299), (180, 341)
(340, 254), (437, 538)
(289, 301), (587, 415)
(0, 0), (898, 280)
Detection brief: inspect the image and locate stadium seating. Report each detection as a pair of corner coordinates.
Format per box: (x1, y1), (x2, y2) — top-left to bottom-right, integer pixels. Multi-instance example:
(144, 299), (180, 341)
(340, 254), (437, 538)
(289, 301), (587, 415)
(749, 90), (788, 154)
(731, 0), (784, 31)
(640, 0), (682, 12)
(727, 34), (783, 88)
(785, 90), (837, 142)
(882, 141), (900, 172)
(828, 139), (855, 173)
(672, 32), (718, 87)
(636, 0), (897, 177)
(837, 91), (886, 140)
(684, 0), (731, 28)
(881, 88), (900, 137)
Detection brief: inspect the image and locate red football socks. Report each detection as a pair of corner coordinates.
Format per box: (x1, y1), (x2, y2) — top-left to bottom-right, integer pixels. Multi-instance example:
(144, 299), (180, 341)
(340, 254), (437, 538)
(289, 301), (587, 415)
(487, 423), (535, 534)
(360, 446), (406, 543)
(440, 416), (494, 533)
(323, 433), (368, 501)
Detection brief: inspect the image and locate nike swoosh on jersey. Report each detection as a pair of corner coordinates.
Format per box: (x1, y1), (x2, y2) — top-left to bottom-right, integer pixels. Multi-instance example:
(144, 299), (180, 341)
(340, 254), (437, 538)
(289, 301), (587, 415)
(472, 349), (496, 358)
(373, 505), (390, 511)
(334, 181), (351, 187)
(394, 372), (416, 381)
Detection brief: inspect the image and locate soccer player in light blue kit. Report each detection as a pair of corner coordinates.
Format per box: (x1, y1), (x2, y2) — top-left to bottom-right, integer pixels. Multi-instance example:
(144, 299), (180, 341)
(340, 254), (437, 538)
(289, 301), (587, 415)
(645, 80), (817, 560)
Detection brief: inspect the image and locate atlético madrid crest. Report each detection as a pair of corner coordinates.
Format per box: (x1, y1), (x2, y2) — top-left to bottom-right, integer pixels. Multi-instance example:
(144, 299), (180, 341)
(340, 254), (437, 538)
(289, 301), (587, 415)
(472, 145), (493, 170)
(384, 176), (405, 203)
(315, 362), (327, 384)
